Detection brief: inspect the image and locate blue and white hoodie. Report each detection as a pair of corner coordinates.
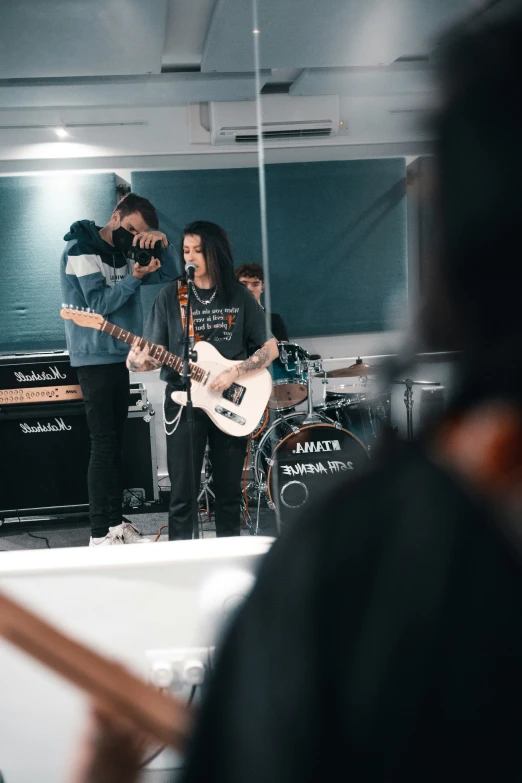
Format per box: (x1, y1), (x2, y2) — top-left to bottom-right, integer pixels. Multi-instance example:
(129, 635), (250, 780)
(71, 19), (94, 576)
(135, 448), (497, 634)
(60, 219), (182, 367)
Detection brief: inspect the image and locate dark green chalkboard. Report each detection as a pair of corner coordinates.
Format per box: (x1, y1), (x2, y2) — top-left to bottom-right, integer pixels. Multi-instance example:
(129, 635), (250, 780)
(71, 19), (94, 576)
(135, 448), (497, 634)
(132, 159), (407, 337)
(0, 173), (116, 353)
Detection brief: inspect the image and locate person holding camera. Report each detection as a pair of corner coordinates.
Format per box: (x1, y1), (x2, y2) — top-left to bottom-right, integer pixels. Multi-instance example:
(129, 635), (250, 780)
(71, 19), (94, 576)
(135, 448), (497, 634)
(60, 192), (181, 547)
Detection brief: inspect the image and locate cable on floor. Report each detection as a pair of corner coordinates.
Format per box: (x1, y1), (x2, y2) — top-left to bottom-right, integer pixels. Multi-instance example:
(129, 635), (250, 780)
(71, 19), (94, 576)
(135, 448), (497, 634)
(25, 531), (51, 549)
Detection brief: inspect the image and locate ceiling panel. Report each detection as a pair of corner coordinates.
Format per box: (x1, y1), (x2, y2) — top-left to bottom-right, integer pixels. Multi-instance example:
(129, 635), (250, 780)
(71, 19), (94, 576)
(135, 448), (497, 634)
(1, 0), (169, 78)
(201, 0), (480, 72)
(162, 0), (217, 69)
(0, 72), (271, 110)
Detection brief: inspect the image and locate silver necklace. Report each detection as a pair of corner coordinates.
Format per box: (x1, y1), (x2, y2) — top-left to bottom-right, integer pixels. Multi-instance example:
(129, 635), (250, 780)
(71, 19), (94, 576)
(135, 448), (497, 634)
(190, 281), (217, 305)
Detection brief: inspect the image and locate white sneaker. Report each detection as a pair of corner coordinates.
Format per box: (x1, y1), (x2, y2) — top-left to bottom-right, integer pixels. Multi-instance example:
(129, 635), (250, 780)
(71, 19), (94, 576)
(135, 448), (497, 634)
(89, 528), (125, 547)
(109, 521), (153, 544)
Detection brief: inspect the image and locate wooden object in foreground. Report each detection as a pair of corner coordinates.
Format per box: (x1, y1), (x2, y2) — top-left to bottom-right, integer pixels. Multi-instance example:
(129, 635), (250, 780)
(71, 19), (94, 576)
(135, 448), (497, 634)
(0, 590), (191, 750)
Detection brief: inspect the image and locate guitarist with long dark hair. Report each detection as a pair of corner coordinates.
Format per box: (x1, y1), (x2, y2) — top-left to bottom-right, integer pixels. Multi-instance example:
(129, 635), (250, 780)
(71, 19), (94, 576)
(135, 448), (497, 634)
(127, 221), (278, 540)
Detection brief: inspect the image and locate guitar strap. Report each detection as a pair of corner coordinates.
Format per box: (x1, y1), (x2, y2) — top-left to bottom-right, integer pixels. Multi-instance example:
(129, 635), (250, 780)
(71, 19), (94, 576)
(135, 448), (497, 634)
(177, 281), (195, 346)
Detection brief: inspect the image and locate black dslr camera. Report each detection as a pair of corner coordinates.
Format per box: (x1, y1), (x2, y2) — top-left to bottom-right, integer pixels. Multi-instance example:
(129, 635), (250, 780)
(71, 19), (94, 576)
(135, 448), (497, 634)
(127, 240), (163, 267)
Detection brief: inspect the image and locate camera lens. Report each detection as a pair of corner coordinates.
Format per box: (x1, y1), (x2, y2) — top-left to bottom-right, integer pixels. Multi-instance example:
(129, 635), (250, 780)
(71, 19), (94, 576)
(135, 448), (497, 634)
(127, 239), (162, 266)
(136, 249), (151, 266)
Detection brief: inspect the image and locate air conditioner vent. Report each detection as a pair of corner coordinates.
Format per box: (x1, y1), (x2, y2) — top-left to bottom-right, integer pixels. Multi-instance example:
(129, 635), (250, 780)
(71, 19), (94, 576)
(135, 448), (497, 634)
(235, 128), (334, 143)
(209, 95), (339, 146)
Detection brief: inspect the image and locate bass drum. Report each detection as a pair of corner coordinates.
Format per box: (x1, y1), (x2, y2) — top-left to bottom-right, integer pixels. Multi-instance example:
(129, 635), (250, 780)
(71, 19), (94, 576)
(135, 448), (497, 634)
(254, 412), (369, 525)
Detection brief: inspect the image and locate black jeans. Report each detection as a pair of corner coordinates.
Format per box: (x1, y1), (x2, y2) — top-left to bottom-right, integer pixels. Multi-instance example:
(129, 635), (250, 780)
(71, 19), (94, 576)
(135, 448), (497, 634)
(77, 363), (130, 538)
(165, 389), (248, 540)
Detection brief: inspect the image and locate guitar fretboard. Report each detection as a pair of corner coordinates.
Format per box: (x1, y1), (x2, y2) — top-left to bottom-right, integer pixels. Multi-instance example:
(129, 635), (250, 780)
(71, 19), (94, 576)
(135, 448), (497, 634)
(101, 322), (206, 383)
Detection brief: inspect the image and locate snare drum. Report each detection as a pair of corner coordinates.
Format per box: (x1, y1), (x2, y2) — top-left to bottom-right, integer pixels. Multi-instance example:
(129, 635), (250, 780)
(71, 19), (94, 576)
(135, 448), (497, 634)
(268, 342), (309, 411)
(254, 411), (369, 525)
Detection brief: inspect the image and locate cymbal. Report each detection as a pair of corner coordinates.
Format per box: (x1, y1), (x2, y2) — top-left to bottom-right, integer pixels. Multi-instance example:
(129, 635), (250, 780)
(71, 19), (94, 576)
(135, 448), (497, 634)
(326, 359), (374, 378)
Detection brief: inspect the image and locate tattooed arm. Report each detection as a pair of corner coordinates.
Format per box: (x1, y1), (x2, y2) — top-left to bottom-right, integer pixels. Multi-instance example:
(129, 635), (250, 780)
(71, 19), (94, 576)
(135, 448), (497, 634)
(209, 338), (279, 392)
(236, 338), (279, 377)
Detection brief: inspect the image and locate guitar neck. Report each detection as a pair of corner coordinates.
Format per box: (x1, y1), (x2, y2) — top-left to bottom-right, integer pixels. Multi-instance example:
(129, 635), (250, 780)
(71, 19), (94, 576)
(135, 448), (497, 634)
(100, 320), (206, 382)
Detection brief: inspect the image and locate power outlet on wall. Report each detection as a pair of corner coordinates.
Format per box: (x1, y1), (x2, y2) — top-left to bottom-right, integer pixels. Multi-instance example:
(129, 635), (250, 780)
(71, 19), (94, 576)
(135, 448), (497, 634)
(145, 647), (215, 690)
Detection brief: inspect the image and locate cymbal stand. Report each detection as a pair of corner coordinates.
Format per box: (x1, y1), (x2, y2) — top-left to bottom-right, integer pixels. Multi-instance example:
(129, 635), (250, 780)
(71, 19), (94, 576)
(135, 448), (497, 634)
(404, 378), (414, 441)
(394, 378), (441, 441)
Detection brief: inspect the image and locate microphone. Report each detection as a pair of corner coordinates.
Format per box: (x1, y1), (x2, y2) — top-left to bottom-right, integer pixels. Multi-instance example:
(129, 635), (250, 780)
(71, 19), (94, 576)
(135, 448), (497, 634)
(185, 262), (197, 281)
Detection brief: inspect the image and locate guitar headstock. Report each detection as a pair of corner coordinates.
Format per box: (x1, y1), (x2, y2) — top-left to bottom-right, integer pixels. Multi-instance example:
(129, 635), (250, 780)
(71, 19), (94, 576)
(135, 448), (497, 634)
(60, 307), (104, 330)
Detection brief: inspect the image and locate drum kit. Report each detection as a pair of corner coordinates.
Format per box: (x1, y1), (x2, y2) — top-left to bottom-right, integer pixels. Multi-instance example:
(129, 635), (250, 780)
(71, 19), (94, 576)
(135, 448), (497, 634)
(191, 342), (440, 535)
(242, 342), (392, 534)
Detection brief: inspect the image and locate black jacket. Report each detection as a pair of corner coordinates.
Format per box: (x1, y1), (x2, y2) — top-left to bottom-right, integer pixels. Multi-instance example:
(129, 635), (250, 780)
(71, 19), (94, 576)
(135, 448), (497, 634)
(183, 444), (522, 782)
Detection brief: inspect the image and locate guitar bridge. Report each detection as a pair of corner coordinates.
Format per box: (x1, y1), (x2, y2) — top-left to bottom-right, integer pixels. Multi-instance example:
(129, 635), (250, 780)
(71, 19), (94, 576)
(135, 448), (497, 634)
(221, 382), (246, 406)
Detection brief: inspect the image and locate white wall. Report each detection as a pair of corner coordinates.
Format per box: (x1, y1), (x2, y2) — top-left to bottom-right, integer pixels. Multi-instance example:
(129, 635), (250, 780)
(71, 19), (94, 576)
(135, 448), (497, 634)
(0, 538), (273, 782)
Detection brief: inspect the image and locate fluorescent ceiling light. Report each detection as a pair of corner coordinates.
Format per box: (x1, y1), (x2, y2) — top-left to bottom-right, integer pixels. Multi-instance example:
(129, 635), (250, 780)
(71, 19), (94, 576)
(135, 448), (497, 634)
(0, 122), (147, 131)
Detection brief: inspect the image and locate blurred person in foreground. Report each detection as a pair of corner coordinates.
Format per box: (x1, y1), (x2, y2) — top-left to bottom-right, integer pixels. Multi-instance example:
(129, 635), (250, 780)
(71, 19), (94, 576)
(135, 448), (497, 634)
(71, 11), (522, 783)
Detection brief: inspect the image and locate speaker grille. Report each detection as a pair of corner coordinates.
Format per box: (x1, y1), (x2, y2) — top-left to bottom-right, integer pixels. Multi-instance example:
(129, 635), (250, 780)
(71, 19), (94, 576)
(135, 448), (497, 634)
(0, 405), (156, 515)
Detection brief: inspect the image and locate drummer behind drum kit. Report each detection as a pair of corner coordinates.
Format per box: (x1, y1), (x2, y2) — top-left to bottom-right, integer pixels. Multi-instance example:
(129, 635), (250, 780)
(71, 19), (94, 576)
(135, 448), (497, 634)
(243, 342), (392, 534)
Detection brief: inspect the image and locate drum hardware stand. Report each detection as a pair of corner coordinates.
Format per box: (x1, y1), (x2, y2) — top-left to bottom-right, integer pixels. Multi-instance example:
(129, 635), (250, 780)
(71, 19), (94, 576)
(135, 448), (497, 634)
(302, 359), (324, 425)
(242, 435), (276, 536)
(197, 447), (215, 529)
(404, 379), (414, 442)
(321, 371), (329, 403)
(250, 480), (275, 536)
(393, 378), (440, 441)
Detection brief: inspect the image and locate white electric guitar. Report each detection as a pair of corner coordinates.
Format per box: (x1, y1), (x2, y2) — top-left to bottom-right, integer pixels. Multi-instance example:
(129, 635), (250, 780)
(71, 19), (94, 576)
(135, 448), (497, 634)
(60, 308), (273, 437)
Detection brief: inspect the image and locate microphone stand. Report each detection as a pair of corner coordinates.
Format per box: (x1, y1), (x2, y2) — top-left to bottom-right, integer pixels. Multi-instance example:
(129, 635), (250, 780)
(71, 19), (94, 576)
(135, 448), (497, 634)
(181, 272), (200, 539)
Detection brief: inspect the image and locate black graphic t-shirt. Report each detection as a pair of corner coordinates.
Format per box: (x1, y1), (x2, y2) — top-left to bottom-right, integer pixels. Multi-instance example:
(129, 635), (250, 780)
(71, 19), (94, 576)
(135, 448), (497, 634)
(144, 280), (272, 388)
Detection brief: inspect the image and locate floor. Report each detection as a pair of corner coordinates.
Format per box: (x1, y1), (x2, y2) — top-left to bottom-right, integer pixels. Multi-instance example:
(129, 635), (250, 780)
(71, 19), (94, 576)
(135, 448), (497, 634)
(0, 493), (279, 551)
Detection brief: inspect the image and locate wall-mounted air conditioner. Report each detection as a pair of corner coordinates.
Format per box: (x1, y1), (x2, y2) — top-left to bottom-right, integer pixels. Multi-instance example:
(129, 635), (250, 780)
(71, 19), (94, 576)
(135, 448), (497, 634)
(209, 95), (339, 145)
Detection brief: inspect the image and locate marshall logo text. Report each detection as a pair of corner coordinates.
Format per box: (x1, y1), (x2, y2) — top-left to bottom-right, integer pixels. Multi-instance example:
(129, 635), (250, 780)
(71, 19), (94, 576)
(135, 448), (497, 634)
(20, 418), (72, 434)
(14, 366), (67, 384)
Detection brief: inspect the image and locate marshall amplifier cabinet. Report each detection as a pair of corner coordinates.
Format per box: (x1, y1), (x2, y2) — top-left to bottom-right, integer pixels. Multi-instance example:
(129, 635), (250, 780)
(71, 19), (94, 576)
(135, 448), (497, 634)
(0, 351), (82, 406)
(0, 397), (159, 518)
